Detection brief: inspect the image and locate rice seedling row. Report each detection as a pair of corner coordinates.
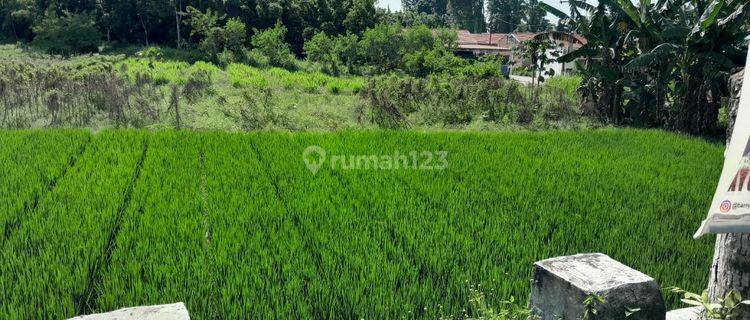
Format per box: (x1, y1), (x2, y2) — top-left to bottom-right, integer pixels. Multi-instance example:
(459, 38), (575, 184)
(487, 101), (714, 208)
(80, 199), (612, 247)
(0, 131), (146, 319)
(204, 133), (315, 319)
(266, 133), (419, 319)
(97, 132), (211, 317)
(0, 130), (90, 246)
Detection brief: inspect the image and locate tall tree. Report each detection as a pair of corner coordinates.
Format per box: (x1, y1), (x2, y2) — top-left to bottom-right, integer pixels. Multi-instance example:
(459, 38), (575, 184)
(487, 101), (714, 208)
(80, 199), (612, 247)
(402, 0), (448, 15)
(521, 0), (550, 32)
(487, 0), (524, 33)
(446, 0), (485, 32)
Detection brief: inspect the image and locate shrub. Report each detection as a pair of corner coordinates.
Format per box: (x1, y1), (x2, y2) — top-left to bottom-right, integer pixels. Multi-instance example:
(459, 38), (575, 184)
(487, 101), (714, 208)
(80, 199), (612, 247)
(359, 23), (402, 73)
(304, 32), (339, 74)
(333, 34), (359, 73)
(251, 22), (296, 69)
(31, 10), (101, 55)
(402, 24), (435, 52)
(361, 73), (582, 128)
(544, 76), (583, 97)
(449, 60), (501, 78)
(223, 18), (247, 53)
(405, 48), (466, 77)
(185, 7), (247, 61)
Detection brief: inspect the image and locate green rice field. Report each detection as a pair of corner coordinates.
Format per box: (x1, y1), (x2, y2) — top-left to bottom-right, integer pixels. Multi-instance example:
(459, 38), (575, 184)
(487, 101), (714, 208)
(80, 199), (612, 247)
(0, 129), (722, 319)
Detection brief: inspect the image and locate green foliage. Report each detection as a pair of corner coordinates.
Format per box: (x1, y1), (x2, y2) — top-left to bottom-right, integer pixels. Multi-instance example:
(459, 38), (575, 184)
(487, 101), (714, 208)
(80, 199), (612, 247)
(582, 294), (606, 320)
(31, 10), (102, 55)
(0, 50), (366, 130)
(251, 22), (296, 69)
(227, 63), (268, 89)
(361, 73), (581, 128)
(0, 129), (724, 318)
(1, 0), (381, 54)
(404, 47), (466, 77)
(223, 18), (248, 54)
(456, 287), (532, 320)
(541, 0), (748, 133)
(359, 23), (403, 73)
(487, 0), (525, 33)
(184, 7), (248, 62)
(304, 32), (340, 74)
(544, 76), (583, 97)
(671, 288), (750, 320)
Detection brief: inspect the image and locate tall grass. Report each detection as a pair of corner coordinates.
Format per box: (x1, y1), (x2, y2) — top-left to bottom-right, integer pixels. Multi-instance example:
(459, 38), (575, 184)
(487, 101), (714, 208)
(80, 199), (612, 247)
(0, 55), (365, 130)
(227, 63), (267, 89)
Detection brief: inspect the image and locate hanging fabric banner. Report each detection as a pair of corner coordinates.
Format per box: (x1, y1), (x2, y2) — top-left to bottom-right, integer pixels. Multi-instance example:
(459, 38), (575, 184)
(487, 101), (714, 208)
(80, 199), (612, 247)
(695, 50), (750, 239)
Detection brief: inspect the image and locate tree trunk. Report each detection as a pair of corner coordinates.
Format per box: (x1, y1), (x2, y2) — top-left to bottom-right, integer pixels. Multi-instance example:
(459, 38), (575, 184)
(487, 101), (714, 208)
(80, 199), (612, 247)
(175, 0), (182, 48)
(708, 69), (748, 317)
(139, 14), (149, 46)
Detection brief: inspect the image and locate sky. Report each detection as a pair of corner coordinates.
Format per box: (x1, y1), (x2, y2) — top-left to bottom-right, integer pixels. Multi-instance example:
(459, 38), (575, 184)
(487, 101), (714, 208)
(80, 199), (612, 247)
(375, 0), (574, 23)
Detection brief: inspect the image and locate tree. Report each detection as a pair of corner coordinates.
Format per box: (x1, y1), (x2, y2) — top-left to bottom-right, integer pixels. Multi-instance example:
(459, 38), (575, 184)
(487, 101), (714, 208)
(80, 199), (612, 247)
(304, 32), (340, 73)
(487, 0), (525, 33)
(521, 0), (550, 32)
(402, 0), (448, 15)
(1, 0), (36, 41)
(359, 23), (403, 73)
(31, 9), (102, 55)
(446, 0), (485, 32)
(185, 7), (247, 60)
(251, 22), (295, 68)
(223, 18), (247, 53)
(344, 0), (379, 35)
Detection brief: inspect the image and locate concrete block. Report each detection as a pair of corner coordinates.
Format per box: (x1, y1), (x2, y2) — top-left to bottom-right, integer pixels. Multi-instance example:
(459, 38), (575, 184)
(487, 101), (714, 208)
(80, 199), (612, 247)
(68, 303), (190, 320)
(530, 253), (666, 320)
(666, 307), (702, 320)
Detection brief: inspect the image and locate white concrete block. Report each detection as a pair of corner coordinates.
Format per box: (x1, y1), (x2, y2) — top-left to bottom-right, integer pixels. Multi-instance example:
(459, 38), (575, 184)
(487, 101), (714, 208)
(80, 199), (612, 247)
(68, 303), (190, 320)
(530, 253), (666, 320)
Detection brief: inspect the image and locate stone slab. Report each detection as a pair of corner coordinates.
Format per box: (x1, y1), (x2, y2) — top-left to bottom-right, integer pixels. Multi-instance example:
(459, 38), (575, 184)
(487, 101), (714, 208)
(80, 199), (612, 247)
(666, 307), (702, 320)
(68, 303), (190, 320)
(530, 253), (666, 320)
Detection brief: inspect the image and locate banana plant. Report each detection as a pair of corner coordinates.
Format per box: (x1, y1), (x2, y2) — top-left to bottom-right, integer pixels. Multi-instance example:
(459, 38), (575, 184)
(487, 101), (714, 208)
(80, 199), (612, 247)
(540, 0), (749, 133)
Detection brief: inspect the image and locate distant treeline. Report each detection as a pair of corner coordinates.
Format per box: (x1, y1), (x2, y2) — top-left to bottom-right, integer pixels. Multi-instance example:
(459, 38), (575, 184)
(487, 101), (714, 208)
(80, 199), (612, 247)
(1, 0), (380, 54)
(0, 0), (552, 55)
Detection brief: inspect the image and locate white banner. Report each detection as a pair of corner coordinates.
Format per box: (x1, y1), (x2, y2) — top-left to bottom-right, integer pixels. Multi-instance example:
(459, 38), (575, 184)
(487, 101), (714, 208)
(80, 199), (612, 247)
(695, 49), (750, 239)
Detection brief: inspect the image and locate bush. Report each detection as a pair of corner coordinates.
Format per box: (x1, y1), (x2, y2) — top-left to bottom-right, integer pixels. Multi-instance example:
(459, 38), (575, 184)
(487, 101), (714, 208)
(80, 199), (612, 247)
(361, 73), (583, 128)
(304, 32), (361, 75)
(304, 32), (339, 74)
(185, 7), (247, 61)
(31, 10), (101, 55)
(402, 24), (435, 52)
(251, 22), (296, 69)
(544, 76), (583, 97)
(223, 18), (247, 53)
(405, 48), (466, 77)
(359, 23), (402, 73)
(449, 60), (501, 78)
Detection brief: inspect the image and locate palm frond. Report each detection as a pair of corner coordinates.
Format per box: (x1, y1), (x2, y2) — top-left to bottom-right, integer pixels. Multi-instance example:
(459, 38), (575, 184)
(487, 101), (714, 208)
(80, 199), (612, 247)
(690, 0), (725, 35)
(558, 47), (599, 63)
(616, 0), (643, 27)
(538, 2), (569, 19)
